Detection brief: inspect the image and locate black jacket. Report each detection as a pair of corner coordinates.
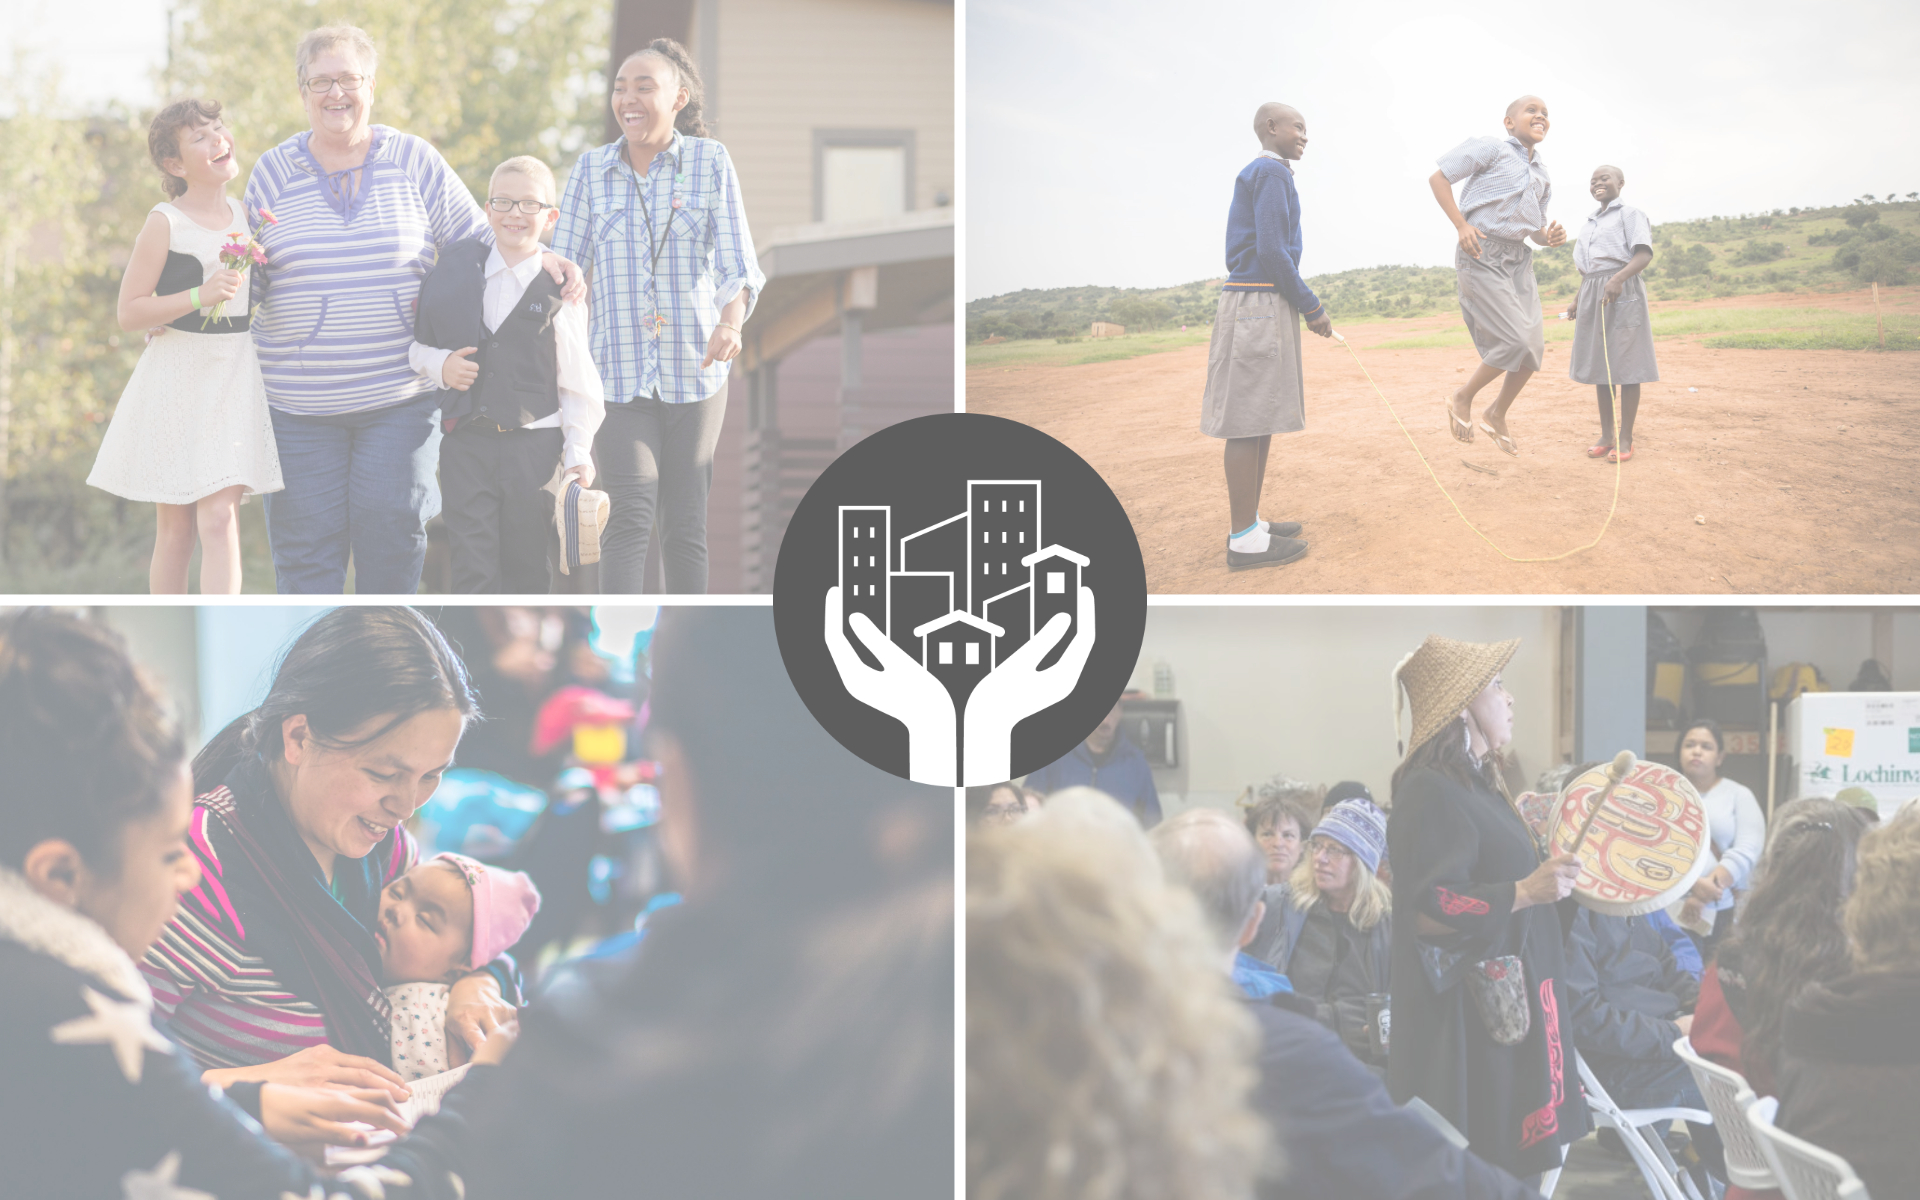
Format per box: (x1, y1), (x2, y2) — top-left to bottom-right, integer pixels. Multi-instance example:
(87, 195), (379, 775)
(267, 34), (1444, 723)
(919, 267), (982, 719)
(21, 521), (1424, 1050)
(0, 870), (343, 1199)
(1247, 992), (1543, 1200)
(1386, 768), (1590, 1177)
(1777, 967), (1920, 1200)
(414, 238), (562, 430)
(1250, 883), (1393, 1069)
(1565, 908), (1698, 1064)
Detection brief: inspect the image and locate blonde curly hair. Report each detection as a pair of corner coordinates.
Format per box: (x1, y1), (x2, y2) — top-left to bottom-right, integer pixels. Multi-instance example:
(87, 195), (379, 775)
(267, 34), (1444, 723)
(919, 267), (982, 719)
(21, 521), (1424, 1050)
(968, 788), (1273, 1200)
(1846, 805), (1920, 971)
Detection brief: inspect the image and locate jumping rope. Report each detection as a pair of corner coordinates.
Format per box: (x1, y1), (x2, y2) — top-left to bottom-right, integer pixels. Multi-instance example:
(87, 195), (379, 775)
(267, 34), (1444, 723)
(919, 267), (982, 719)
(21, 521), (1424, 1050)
(1331, 300), (1621, 563)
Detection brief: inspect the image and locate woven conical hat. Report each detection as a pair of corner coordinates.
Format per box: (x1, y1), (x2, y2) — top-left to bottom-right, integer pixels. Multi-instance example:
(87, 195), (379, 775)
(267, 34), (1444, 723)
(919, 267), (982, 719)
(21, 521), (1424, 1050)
(1395, 634), (1520, 756)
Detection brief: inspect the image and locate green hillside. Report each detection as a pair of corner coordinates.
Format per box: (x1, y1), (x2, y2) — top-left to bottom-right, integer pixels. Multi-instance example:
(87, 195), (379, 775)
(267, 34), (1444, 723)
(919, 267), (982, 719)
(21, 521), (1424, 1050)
(967, 198), (1920, 344)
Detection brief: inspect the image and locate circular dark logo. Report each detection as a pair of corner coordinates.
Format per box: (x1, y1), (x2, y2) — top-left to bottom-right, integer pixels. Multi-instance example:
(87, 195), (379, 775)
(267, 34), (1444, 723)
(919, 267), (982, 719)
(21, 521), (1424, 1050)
(772, 413), (1148, 787)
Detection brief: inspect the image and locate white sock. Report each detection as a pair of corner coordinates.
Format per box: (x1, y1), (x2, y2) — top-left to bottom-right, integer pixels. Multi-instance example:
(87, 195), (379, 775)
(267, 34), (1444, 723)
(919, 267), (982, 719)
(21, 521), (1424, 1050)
(1229, 522), (1271, 553)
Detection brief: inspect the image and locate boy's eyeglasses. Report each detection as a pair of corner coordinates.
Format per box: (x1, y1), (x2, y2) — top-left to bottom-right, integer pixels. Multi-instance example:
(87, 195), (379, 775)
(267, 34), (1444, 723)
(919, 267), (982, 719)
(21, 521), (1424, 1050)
(487, 198), (558, 215)
(303, 74), (369, 93)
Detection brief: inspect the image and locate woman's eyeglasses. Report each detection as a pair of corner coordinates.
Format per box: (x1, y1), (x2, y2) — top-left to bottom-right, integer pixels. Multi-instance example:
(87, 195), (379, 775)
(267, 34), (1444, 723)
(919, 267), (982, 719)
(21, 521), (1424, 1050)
(303, 74), (369, 93)
(487, 198), (557, 215)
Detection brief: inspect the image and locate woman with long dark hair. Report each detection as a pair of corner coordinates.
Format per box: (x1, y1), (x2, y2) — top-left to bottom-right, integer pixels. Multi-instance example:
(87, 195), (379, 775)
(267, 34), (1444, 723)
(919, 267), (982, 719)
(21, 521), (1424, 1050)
(1687, 797), (1875, 1200)
(0, 609), (416, 1196)
(139, 607), (520, 1107)
(552, 38), (766, 593)
(1384, 634), (1588, 1181)
(1674, 718), (1766, 943)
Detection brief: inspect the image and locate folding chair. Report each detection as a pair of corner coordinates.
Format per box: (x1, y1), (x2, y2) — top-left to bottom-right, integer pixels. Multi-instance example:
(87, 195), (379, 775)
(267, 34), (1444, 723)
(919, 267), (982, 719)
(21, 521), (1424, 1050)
(1672, 1037), (1778, 1192)
(1576, 1053), (1713, 1200)
(1745, 1096), (1873, 1200)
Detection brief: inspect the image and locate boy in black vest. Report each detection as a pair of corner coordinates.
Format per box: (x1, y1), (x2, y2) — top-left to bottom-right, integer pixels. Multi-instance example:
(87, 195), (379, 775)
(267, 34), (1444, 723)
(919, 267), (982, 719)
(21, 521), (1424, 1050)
(411, 156), (604, 592)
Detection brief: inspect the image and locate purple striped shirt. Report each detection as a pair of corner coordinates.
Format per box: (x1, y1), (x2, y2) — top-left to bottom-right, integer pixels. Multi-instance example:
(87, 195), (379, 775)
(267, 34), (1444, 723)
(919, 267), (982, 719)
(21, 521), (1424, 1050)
(243, 125), (490, 416)
(141, 801), (418, 1068)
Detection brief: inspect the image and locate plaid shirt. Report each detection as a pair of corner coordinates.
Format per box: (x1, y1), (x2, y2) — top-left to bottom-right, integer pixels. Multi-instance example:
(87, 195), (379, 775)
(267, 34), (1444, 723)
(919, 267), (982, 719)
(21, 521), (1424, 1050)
(553, 132), (764, 405)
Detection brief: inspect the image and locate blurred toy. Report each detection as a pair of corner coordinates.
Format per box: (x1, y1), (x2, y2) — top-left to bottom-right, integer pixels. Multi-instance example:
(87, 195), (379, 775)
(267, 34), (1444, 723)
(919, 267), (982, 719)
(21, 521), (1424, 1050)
(413, 769), (550, 860)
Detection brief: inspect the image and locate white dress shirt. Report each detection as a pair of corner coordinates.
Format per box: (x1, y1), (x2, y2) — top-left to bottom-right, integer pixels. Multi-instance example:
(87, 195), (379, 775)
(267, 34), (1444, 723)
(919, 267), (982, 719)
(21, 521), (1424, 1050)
(409, 246), (605, 472)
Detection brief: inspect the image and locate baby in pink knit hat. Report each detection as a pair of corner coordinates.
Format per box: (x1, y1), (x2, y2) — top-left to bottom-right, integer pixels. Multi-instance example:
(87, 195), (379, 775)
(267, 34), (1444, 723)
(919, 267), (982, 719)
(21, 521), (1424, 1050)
(375, 852), (541, 1081)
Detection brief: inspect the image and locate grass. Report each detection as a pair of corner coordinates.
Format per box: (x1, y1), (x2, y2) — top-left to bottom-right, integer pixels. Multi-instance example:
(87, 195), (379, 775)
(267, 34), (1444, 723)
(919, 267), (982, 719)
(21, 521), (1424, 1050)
(969, 200), (1920, 346)
(1373, 306), (1920, 351)
(968, 327), (1213, 369)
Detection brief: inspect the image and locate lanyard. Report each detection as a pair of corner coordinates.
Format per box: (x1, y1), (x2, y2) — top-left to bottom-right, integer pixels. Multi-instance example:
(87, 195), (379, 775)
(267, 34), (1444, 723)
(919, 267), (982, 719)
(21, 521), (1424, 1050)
(624, 143), (680, 276)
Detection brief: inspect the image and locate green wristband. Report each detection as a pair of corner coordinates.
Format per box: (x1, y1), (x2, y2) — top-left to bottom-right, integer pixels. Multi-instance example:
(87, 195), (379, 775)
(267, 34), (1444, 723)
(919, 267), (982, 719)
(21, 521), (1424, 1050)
(189, 286), (200, 310)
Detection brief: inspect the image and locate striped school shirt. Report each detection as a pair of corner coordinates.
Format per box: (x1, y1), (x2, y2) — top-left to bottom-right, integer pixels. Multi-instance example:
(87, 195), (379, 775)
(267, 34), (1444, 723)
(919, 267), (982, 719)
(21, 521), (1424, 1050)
(1436, 135), (1553, 242)
(1573, 199), (1654, 274)
(551, 131), (765, 405)
(140, 795), (418, 1069)
(242, 126), (491, 416)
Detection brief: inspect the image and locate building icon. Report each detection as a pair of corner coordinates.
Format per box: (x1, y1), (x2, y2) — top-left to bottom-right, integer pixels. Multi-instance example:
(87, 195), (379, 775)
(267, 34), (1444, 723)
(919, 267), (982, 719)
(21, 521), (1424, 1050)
(834, 480), (1087, 686)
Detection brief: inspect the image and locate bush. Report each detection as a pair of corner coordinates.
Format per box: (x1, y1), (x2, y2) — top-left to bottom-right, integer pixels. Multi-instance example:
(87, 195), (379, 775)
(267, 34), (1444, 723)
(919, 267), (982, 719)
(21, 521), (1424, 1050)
(1808, 228), (1855, 247)
(1844, 207), (1881, 228)
(1864, 223), (1896, 243)
(1843, 234), (1920, 286)
(1108, 295), (1171, 331)
(1665, 242), (1714, 279)
(1734, 240), (1786, 265)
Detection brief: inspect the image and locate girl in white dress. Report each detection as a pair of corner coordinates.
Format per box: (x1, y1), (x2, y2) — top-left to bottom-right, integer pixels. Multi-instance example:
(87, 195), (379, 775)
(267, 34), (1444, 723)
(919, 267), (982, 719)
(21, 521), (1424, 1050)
(88, 98), (281, 593)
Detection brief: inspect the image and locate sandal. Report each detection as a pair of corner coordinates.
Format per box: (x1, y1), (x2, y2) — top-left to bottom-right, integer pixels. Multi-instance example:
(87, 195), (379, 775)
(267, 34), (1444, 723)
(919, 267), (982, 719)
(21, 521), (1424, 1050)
(1586, 441), (1614, 459)
(1480, 421), (1519, 457)
(1447, 399), (1474, 443)
(1608, 444), (1634, 463)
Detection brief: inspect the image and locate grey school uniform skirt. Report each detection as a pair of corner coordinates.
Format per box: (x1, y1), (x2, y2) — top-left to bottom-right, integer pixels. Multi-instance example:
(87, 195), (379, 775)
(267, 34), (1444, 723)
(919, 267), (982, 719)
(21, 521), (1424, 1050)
(1455, 234), (1545, 373)
(1569, 271), (1659, 385)
(1200, 288), (1305, 439)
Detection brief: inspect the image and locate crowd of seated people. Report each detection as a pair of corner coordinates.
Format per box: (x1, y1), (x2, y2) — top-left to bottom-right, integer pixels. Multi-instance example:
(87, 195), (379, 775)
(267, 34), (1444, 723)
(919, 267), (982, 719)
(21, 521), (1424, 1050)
(987, 718), (1914, 1199)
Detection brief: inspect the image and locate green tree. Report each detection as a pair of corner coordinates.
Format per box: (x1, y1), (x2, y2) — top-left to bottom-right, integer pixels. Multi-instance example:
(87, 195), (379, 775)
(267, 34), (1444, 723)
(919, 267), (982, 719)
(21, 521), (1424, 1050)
(169, 0), (611, 199)
(1843, 207), (1880, 228)
(1108, 295), (1170, 330)
(1733, 240), (1786, 265)
(1665, 242), (1714, 280)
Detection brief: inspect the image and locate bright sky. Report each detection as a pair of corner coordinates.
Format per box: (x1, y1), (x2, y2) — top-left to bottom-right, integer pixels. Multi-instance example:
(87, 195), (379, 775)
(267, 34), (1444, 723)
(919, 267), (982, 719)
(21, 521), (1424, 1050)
(3, 0), (171, 112)
(966, 0), (1920, 300)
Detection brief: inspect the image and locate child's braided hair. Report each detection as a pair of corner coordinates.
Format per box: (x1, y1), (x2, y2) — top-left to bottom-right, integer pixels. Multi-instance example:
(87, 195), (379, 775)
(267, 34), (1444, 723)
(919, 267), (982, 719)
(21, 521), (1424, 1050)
(148, 97), (224, 199)
(633, 38), (709, 138)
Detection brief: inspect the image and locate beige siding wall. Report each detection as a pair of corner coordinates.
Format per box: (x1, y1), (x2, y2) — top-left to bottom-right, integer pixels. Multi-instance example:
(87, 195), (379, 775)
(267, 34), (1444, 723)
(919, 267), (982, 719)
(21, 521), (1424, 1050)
(704, 0), (953, 236)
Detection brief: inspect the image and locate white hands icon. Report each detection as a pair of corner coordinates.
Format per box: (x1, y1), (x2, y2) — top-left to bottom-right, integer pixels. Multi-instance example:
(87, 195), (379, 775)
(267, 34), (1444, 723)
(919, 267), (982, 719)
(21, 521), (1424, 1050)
(963, 586), (1096, 784)
(823, 586), (957, 785)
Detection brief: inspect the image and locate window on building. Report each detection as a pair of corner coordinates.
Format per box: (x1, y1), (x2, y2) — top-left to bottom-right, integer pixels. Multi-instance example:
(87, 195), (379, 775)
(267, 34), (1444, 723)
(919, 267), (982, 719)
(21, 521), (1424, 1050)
(939, 642), (953, 665)
(965, 643), (980, 666)
(821, 143), (907, 224)
(1048, 571), (1065, 594)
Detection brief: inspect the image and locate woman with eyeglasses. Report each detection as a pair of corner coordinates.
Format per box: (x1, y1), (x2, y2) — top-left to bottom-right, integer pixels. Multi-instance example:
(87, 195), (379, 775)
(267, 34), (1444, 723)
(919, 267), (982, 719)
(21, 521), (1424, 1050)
(552, 38), (766, 594)
(240, 24), (586, 595)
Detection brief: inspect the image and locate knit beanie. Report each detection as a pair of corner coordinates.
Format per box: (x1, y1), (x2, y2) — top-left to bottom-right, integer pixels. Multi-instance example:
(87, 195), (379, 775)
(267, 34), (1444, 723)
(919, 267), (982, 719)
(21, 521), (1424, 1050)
(1312, 798), (1389, 875)
(1322, 780), (1376, 813)
(435, 853), (542, 970)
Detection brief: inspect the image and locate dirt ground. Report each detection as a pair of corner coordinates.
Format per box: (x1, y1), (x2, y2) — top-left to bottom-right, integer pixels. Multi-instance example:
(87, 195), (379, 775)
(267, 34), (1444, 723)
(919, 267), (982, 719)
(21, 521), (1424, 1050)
(966, 290), (1920, 594)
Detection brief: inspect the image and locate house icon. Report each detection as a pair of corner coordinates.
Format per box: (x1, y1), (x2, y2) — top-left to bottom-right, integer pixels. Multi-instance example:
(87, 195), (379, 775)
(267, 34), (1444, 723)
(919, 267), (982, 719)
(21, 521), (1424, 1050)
(1021, 544), (1089, 670)
(912, 609), (1005, 710)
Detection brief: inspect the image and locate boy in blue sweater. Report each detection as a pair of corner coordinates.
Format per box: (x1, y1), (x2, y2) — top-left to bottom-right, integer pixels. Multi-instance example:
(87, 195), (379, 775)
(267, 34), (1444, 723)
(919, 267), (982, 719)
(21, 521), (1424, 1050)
(1201, 103), (1333, 572)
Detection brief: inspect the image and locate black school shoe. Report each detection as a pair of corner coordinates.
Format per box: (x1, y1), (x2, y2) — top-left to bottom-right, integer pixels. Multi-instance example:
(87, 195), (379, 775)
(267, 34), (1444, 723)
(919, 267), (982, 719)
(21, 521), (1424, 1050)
(1227, 535), (1309, 571)
(1266, 519), (1303, 538)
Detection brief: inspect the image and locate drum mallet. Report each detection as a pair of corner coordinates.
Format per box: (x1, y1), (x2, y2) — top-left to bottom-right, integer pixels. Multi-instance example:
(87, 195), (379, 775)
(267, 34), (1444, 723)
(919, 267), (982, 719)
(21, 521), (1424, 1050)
(1567, 750), (1638, 856)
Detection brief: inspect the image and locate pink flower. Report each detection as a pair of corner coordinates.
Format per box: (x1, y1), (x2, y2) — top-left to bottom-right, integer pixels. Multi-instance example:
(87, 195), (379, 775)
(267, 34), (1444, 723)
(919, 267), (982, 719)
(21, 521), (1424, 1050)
(250, 246), (268, 264)
(257, 207), (278, 225)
